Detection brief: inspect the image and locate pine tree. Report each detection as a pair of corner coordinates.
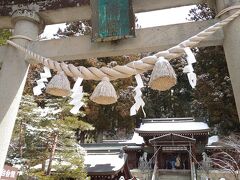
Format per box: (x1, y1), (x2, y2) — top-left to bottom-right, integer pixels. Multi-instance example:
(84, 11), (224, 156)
(0, 29), (11, 45)
(30, 97), (92, 178)
(188, 3), (239, 134)
(7, 95), (92, 179)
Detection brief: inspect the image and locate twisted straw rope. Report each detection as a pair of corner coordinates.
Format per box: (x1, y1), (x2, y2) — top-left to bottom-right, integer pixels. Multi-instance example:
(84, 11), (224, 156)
(7, 9), (240, 81)
(216, 5), (240, 17)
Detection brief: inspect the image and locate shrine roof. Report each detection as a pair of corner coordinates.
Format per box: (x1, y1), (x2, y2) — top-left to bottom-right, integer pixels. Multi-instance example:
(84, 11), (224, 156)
(120, 132), (144, 145)
(81, 143), (124, 153)
(207, 135), (219, 146)
(205, 135), (230, 150)
(81, 132), (144, 154)
(135, 117), (210, 134)
(84, 153), (127, 175)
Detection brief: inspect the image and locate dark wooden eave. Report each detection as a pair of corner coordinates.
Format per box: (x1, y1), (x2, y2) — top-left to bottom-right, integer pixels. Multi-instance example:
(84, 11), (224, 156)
(87, 160), (132, 179)
(136, 130), (210, 137)
(149, 133), (196, 145)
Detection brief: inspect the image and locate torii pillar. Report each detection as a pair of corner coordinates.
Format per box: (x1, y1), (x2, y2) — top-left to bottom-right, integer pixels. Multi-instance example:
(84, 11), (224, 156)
(0, 10), (43, 176)
(216, 0), (240, 121)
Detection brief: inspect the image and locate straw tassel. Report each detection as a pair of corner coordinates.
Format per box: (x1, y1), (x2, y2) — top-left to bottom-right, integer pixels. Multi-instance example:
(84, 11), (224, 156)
(90, 77), (117, 105)
(46, 71), (71, 97)
(149, 57), (177, 91)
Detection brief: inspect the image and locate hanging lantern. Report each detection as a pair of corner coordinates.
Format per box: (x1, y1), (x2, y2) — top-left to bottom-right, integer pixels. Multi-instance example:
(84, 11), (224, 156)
(90, 77), (117, 105)
(46, 71), (71, 97)
(149, 57), (177, 91)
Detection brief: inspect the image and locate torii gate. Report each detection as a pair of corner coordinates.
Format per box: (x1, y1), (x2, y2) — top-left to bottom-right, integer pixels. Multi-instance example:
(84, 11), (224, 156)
(0, 0), (240, 176)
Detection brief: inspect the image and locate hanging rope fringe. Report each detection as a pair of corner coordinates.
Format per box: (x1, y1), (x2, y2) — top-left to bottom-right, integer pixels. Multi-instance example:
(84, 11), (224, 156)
(149, 57), (177, 91)
(184, 47), (196, 64)
(33, 66), (51, 96)
(46, 71), (71, 97)
(130, 74), (146, 116)
(69, 77), (84, 114)
(6, 9), (240, 83)
(90, 77), (117, 105)
(183, 47), (197, 88)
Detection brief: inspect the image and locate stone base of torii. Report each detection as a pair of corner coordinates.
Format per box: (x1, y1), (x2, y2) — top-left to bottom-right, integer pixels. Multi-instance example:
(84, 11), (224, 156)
(0, 0), (240, 177)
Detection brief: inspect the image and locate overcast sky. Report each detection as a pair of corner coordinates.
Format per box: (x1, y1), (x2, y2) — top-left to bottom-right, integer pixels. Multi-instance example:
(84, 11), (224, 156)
(42, 5), (194, 39)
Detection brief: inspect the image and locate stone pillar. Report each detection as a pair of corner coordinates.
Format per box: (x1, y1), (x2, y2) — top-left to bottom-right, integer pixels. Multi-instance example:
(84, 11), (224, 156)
(216, 0), (240, 121)
(0, 9), (43, 176)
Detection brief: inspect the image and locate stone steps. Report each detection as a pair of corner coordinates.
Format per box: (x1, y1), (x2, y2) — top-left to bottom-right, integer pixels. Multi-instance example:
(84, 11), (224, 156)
(157, 174), (191, 180)
(130, 169), (191, 180)
(157, 170), (191, 180)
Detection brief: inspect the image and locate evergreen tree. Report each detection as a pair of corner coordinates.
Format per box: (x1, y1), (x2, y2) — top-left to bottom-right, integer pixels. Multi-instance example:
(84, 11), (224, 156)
(7, 95), (91, 179)
(0, 29), (11, 71)
(188, 3), (239, 134)
(0, 29), (11, 45)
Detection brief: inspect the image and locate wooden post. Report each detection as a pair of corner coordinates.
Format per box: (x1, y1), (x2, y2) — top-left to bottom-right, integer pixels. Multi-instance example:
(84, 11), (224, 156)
(151, 146), (158, 180)
(0, 10), (43, 175)
(158, 147), (163, 169)
(46, 132), (58, 175)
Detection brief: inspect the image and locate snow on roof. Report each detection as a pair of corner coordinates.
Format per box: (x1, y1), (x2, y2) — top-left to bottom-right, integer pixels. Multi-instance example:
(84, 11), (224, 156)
(137, 121), (210, 132)
(31, 159), (72, 171)
(82, 143), (123, 153)
(125, 132), (144, 145)
(207, 135), (219, 145)
(84, 153), (125, 173)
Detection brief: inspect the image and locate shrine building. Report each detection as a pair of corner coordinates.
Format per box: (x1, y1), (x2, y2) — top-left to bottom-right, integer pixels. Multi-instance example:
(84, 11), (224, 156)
(82, 117), (211, 179)
(134, 117), (210, 170)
